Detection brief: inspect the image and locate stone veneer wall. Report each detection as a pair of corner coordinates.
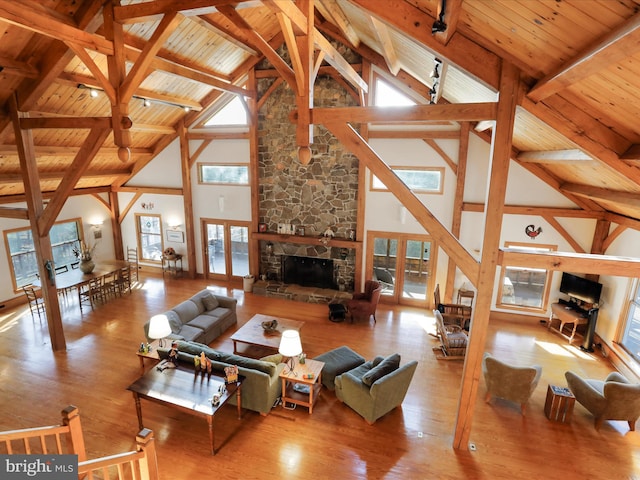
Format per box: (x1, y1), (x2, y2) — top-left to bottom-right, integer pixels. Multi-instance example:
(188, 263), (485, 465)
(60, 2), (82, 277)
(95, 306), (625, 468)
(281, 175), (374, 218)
(257, 75), (359, 291)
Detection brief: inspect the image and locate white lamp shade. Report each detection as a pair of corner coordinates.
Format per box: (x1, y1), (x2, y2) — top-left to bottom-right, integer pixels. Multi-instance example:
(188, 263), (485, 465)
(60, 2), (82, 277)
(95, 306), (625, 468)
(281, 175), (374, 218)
(148, 314), (172, 340)
(278, 330), (302, 357)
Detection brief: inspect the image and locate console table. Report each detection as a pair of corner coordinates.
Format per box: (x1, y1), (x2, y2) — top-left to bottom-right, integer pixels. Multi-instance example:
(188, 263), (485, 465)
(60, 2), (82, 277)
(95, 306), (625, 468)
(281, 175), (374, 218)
(548, 302), (588, 344)
(162, 254), (182, 277)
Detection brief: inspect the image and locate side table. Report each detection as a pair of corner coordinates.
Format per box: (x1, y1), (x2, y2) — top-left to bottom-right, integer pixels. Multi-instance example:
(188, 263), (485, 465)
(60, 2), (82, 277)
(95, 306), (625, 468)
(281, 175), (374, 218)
(136, 339), (160, 375)
(280, 357), (324, 414)
(162, 254), (183, 277)
(544, 384), (575, 423)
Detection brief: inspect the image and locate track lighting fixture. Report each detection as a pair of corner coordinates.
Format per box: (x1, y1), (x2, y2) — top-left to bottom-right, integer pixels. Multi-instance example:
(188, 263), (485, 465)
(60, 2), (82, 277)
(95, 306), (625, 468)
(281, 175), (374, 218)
(143, 98), (151, 107)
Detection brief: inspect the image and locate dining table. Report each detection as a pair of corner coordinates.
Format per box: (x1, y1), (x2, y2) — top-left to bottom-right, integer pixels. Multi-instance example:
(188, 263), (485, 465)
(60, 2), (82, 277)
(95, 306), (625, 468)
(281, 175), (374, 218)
(34, 259), (131, 295)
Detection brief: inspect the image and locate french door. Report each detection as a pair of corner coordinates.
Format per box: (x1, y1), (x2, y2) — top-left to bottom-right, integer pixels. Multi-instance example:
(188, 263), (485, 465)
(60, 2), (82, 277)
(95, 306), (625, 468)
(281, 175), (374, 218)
(202, 219), (251, 281)
(366, 231), (435, 307)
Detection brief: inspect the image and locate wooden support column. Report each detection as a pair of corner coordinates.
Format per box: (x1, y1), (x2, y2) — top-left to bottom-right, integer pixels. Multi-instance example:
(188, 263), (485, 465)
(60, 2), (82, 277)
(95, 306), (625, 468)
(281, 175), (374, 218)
(453, 62), (521, 449)
(444, 122), (470, 303)
(9, 95), (66, 351)
(178, 119), (195, 279)
(586, 218), (611, 282)
(109, 190), (124, 260)
(294, 0), (314, 165)
(248, 69), (261, 279)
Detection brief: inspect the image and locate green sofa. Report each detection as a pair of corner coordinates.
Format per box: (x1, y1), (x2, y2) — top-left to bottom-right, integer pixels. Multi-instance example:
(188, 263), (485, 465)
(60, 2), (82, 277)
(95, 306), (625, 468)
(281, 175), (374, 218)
(158, 340), (285, 415)
(335, 353), (418, 424)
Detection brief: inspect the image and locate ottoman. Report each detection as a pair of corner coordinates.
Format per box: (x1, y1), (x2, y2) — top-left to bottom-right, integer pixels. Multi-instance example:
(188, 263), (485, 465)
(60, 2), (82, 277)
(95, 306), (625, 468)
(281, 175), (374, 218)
(314, 345), (366, 390)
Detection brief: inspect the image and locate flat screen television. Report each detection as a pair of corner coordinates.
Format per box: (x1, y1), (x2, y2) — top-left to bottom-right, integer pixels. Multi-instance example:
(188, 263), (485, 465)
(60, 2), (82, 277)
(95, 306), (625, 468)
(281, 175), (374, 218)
(559, 272), (602, 304)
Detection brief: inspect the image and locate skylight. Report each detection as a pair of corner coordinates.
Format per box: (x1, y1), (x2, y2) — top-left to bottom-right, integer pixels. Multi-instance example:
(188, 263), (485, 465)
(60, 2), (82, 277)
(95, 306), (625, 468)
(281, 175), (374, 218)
(374, 78), (416, 107)
(204, 96), (248, 126)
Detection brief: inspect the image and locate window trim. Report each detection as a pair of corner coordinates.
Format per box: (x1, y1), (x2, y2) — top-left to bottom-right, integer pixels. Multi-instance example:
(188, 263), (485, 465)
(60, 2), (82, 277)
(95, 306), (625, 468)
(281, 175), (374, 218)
(369, 167), (444, 194)
(496, 241), (557, 313)
(3, 217), (84, 291)
(197, 162), (250, 186)
(135, 213), (164, 263)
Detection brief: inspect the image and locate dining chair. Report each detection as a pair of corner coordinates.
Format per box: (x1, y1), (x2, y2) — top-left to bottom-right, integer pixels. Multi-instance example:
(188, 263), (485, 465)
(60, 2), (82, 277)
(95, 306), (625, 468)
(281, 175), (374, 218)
(78, 276), (104, 312)
(127, 247), (139, 282)
(115, 265), (132, 296)
(101, 272), (118, 301)
(22, 285), (45, 321)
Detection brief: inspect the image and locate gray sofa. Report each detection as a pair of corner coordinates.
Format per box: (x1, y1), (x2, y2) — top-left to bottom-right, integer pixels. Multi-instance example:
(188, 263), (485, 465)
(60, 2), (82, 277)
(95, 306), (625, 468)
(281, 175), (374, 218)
(144, 289), (237, 345)
(158, 340), (285, 415)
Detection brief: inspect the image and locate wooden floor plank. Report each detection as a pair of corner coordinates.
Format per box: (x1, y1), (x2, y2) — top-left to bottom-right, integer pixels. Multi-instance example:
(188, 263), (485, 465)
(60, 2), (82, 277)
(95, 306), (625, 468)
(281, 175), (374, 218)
(1, 273), (638, 478)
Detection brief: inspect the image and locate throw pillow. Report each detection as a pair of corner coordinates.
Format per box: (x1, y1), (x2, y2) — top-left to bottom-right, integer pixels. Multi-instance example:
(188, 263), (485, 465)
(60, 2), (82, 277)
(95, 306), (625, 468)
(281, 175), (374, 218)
(202, 293), (219, 311)
(165, 310), (183, 334)
(361, 353), (401, 386)
(260, 353), (283, 365)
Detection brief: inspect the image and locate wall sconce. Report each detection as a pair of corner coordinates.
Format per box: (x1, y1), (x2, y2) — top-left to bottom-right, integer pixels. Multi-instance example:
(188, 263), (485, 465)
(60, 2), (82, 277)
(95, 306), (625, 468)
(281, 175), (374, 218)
(266, 242), (273, 255)
(167, 218), (182, 230)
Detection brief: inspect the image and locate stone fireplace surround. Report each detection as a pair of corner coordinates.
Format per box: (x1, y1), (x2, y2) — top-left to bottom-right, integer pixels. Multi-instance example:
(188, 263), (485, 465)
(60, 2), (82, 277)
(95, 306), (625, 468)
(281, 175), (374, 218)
(255, 70), (360, 301)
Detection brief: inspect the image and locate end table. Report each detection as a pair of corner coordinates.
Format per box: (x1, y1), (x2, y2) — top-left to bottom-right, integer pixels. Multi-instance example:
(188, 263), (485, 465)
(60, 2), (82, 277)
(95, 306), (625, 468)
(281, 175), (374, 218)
(280, 357), (324, 414)
(544, 384), (575, 423)
(136, 339), (160, 375)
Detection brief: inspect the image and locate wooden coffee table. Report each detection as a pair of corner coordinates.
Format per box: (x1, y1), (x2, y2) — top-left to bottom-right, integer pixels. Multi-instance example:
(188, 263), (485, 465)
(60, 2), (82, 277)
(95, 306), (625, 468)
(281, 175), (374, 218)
(127, 365), (243, 455)
(230, 314), (305, 357)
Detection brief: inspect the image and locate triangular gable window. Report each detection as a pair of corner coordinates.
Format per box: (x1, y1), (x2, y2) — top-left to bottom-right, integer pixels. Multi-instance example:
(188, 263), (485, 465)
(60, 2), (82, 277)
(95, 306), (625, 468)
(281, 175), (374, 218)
(204, 96), (248, 126)
(374, 78), (416, 107)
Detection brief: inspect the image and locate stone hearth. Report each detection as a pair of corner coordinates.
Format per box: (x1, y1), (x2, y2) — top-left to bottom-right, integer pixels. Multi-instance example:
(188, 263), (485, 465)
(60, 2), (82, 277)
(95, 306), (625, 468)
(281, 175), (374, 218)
(252, 280), (352, 304)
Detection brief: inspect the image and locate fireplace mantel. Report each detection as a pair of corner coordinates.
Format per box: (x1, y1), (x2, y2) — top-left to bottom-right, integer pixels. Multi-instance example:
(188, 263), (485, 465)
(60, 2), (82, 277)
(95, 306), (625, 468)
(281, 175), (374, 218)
(253, 232), (361, 250)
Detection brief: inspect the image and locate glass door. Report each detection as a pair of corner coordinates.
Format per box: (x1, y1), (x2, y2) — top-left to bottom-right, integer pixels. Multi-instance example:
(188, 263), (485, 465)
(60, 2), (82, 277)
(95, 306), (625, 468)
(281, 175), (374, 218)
(203, 220), (250, 280)
(367, 232), (434, 307)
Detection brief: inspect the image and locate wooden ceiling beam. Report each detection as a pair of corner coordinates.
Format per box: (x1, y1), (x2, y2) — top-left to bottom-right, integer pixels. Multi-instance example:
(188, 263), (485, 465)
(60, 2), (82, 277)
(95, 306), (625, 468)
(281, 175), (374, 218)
(0, 0), (113, 55)
(120, 12), (182, 103)
(433, 0), (463, 46)
(349, 0), (501, 90)
(562, 183), (640, 210)
(369, 16), (400, 75)
(194, 14), (258, 56)
(112, 0), (260, 24)
(0, 169), (131, 183)
(0, 144), (151, 157)
(217, 5), (297, 90)
(19, 117), (111, 129)
(463, 202), (603, 219)
(311, 102), (496, 124)
(315, 0), (360, 48)
(0, 207), (28, 220)
(0, 55), (39, 79)
(517, 149), (593, 163)
(528, 13), (640, 102)
(65, 42), (117, 104)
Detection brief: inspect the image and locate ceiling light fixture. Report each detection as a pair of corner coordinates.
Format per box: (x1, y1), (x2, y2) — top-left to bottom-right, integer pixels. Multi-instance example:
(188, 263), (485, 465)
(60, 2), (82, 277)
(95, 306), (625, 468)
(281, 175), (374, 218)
(89, 88), (98, 98)
(143, 98), (151, 107)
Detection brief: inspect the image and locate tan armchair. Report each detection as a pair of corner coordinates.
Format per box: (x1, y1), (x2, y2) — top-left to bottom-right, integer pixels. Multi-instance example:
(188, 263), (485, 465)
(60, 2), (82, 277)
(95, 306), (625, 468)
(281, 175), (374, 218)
(347, 280), (382, 323)
(482, 352), (542, 415)
(565, 370), (640, 431)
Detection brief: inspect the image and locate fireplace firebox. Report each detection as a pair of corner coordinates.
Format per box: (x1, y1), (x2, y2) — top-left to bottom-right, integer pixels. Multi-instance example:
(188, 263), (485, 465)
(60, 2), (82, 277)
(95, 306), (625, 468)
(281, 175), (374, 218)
(282, 256), (336, 289)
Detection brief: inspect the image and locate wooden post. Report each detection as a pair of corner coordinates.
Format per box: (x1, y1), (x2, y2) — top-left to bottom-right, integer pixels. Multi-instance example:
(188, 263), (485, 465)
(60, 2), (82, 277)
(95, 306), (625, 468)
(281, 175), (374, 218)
(453, 61), (521, 450)
(178, 119), (195, 279)
(136, 429), (158, 480)
(445, 121), (471, 303)
(61, 406), (86, 462)
(248, 69), (261, 279)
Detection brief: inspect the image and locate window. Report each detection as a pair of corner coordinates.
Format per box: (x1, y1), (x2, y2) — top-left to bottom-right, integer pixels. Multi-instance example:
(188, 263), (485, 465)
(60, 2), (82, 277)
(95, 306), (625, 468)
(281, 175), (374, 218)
(198, 163), (249, 185)
(4, 218), (82, 289)
(373, 77), (416, 107)
(204, 95), (248, 126)
(370, 167), (443, 193)
(497, 242), (557, 311)
(621, 280), (640, 363)
(136, 214), (163, 262)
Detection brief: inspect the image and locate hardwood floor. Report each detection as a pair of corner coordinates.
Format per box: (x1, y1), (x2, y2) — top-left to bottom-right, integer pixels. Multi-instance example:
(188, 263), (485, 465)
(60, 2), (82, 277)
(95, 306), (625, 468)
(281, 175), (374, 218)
(1, 273), (639, 479)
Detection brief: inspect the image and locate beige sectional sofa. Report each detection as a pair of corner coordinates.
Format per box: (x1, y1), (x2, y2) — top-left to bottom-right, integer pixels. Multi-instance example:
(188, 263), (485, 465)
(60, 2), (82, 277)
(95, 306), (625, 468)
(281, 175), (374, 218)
(144, 289), (237, 345)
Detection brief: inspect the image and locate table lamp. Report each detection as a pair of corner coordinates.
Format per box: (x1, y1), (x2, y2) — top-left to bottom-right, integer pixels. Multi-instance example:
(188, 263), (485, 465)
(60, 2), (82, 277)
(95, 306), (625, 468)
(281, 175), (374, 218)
(278, 330), (302, 375)
(148, 314), (172, 347)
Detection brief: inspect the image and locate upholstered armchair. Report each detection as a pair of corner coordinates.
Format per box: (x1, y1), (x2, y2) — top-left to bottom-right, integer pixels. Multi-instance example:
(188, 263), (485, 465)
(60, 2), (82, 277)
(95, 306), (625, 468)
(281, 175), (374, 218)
(482, 352), (542, 415)
(335, 353), (418, 424)
(347, 280), (382, 323)
(565, 370), (640, 431)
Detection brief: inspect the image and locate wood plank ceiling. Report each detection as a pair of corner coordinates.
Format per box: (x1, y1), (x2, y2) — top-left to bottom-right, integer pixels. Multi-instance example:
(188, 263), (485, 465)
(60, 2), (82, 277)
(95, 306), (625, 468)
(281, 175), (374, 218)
(1, 0), (640, 223)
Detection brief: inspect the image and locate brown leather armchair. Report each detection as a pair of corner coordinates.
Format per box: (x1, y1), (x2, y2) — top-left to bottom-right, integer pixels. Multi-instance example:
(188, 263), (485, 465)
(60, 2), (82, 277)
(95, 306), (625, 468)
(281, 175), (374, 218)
(347, 280), (382, 324)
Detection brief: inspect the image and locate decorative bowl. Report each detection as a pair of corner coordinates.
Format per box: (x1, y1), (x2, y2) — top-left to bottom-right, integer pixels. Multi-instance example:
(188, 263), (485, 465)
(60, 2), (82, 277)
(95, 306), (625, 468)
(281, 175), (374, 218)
(261, 319), (278, 333)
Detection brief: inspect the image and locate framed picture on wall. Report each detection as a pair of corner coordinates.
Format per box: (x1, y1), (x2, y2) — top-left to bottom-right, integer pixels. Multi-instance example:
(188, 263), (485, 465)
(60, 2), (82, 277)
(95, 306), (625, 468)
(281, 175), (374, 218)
(166, 230), (184, 243)
(258, 223), (267, 233)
